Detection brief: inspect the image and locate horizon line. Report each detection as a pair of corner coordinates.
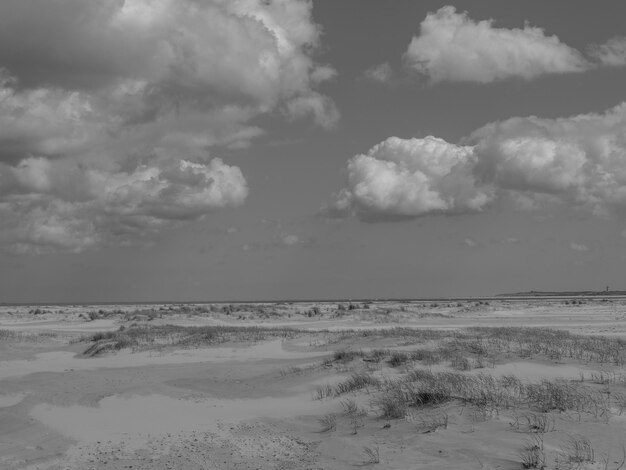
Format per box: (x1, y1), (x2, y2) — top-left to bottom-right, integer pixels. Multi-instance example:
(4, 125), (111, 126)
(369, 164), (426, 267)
(3, 290), (626, 307)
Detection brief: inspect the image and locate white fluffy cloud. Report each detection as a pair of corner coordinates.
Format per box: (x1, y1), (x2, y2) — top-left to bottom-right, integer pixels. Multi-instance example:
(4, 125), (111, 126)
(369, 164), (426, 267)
(327, 136), (493, 219)
(470, 103), (626, 213)
(329, 103), (626, 221)
(0, 158), (247, 253)
(0, 0), (336, 252)
(99, 159), (248, 221)
(404, 6), (621, 83)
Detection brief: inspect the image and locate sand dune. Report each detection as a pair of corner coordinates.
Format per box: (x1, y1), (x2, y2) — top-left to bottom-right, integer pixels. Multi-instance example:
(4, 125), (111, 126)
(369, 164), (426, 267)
(2, 299), (626, 469)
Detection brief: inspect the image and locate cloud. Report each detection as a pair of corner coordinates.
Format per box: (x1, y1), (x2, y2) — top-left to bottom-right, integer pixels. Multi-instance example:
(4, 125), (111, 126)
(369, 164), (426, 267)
(463, 238), (477, 248)
(0, 201), (99, 254)
(101, 159), (248, 221)
(280, 234), (301, 246)
(469, 103), (626, 214)
(0, 0), (336, 253)
(471, 131), (587, 195)
(327, 103), (626, 221)
(0, 0), (331, 107)
(0, 75), (101, 163)
(285, 92), (340, 129)
(570, 242), (588, 252)
(0, 158), (247, 253)
(403, 6), (620, 84)
(364, 63), (394, 84)
(325, 136), (493, 220)
(310, 65), (338, 84)
(239, 233), (305, 253)
(588, 36), (626, 67)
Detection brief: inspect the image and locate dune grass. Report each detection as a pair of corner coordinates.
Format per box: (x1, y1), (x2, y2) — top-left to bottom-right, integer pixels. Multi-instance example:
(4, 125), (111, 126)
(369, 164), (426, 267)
(309, 326), (626, 468)
(325, 327), (626, 368)
(0, 329), (61, 342)
(83, 324), (299, 355)
(83, 323), (626, 373)
(317, 365), (616, 421)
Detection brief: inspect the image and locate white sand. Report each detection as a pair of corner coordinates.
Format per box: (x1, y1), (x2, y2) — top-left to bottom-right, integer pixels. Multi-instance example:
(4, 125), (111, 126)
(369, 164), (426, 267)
(0, 339), (326, 380)
(3, 300), (626, 469)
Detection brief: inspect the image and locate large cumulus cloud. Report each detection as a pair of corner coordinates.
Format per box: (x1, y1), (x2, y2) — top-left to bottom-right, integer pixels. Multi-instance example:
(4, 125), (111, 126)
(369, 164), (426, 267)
(470, 104), (626, 214)
(328, 104), (626, 221)
(328, 136), (492, 220)
(0, 157), (247, 253)
(0, 0), (337, 253)
(0, 0), (331, 105)
(404, 6), (623, 84)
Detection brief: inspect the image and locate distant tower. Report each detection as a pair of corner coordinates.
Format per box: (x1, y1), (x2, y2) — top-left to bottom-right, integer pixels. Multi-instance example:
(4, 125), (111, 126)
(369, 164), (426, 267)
(606, 285), (609, 292)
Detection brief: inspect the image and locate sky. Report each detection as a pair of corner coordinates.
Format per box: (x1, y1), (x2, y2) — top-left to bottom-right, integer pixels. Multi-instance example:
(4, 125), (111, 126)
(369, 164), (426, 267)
(1, 0), (626, 302)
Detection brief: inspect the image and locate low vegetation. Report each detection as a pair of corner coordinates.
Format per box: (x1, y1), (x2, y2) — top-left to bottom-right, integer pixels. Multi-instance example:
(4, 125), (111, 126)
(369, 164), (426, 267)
(4, 302), (626, 468)
(317, 367), (616, 421)
(83, 324), (298, 355)
(321, 326), (626, 368)
(311, 327), (626, 468)
(0, 329), (61, 342)
(362, 445), (380, 464)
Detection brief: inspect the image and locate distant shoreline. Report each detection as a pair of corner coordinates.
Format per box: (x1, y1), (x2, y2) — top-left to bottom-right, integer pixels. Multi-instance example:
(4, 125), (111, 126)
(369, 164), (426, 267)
(497, 290), (626, 297)
(3, 292), (626, 307)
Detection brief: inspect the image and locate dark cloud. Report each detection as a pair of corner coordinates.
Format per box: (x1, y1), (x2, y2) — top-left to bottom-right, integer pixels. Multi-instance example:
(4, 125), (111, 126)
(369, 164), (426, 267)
(0, 0), (338, 253)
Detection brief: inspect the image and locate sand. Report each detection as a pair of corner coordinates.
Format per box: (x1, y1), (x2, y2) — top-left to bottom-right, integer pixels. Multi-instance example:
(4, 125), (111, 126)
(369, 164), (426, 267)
(1, 299), (626, 469)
